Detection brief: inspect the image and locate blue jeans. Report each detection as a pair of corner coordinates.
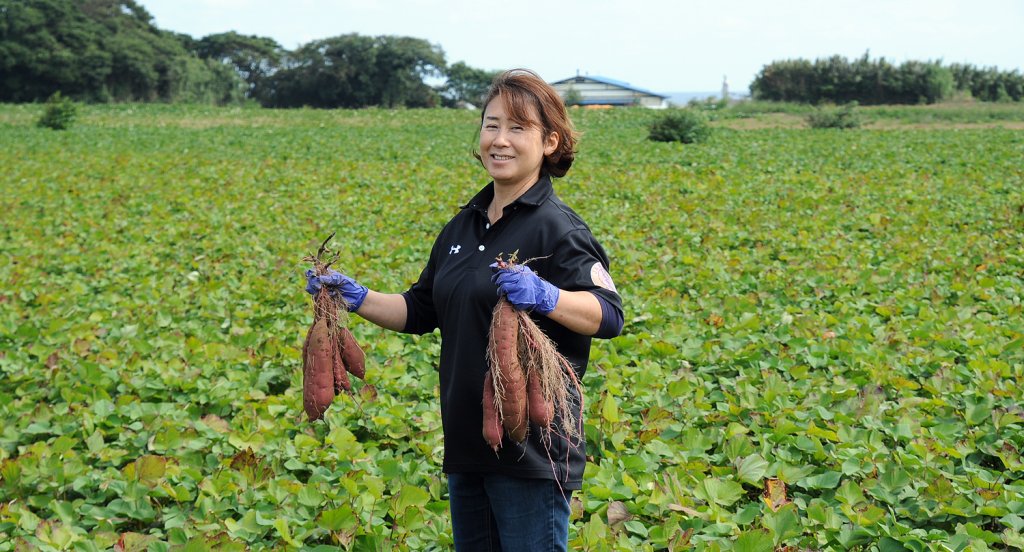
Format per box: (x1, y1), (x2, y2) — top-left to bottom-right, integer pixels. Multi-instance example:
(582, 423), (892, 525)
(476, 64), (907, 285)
(447, 473), (571, 552)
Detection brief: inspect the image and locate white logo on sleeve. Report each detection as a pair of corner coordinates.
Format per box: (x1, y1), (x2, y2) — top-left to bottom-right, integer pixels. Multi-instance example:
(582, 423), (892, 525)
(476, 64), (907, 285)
(449, 245), (462, 255)
(590, 262), (617, 293)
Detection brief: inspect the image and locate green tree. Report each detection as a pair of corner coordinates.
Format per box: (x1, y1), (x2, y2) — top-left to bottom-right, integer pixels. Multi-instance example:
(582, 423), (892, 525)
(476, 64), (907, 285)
(750, 58), (815, 103)
(196, 31), (283, 96)
(165, 55), (245, 104)
(0, 0), (243, 103)
(751, 54), (957, 105)
(372, 35), (445, 108)
(949, 63), (1024, 102)
(0, 0), (109, 101)
(257, 33), (445, 108)
(440, 61), (497, 107)
(257, 33), (376, 108)
(81, 0), (200, 101)
(892, 61), (953, 104)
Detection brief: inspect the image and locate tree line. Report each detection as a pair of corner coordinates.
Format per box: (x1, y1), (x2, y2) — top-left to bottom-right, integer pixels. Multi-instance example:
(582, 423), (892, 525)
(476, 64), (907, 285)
(7, 2), (1022, 108)
(751, 53), (1023, 105)
(0, 0), (497, 107)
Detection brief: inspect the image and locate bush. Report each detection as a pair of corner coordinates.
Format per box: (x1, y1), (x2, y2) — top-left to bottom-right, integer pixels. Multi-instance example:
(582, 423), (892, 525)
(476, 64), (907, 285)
(687, 96), (729, 113)
(648, 109), (711, 144)
(807, 103), (860, 129)
(563, 87), (583, 106)
(37, 92), (78, 130)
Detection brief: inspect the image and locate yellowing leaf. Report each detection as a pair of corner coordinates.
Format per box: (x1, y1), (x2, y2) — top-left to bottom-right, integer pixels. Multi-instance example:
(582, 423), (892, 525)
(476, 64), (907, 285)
(763, 478), (790, 512)
(601, 393), (620, 423)
(274, 517), (302, 547)
(607, 501), (631, 526)
(133, 455), (166, 485)
(807, 422), (839, 442)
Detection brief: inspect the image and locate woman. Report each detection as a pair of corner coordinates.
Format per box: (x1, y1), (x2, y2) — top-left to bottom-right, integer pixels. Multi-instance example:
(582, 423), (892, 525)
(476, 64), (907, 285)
(307, 69), (623, 551)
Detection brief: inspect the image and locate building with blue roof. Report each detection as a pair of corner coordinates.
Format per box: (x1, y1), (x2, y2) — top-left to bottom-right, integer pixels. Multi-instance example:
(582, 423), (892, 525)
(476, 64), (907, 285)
(550, 74), (669, 108)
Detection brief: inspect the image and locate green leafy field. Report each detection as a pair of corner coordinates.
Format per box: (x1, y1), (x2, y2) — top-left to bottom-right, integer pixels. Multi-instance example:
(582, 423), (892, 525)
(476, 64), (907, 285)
(1, 104), (1023, 551)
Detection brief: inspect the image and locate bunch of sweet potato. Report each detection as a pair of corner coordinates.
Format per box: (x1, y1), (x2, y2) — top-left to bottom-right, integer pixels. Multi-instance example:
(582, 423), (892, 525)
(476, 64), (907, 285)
(302, 234), (366, 421)
(482, 255), (582, 452)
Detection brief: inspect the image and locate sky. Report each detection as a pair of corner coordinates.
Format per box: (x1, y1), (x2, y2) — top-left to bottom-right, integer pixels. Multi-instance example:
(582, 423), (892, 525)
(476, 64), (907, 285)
(138, 0), (1024, 94)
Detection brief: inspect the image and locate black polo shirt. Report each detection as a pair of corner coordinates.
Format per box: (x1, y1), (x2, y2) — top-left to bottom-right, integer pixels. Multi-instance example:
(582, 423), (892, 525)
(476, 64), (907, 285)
(401, 174), (623, 489)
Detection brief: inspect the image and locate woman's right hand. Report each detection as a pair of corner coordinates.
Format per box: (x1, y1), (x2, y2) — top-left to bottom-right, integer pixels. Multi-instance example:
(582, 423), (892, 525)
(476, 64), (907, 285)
(304, 269), (369, 312)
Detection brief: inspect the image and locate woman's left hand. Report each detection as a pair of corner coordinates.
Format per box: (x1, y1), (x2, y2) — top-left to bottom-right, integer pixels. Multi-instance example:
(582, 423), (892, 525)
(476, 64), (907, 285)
(305, 269), (369, 311)
(489, 263), (560, 314)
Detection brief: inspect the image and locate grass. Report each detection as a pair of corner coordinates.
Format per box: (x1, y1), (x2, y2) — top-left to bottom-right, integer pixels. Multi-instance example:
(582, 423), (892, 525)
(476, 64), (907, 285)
(700, 98), (1024, 129)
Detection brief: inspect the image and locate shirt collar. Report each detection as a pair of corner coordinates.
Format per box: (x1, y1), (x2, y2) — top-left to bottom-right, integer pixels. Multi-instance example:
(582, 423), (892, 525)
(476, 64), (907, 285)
(462, 173), (554, 213)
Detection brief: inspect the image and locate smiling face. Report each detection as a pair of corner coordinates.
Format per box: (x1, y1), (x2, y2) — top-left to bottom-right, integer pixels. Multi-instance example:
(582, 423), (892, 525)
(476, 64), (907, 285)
(479, 96), (559, 190)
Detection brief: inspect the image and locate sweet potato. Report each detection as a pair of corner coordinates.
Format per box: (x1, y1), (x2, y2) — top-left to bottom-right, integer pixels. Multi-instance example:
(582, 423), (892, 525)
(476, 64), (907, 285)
(526, 370), (553, 428)
(339, 327), (365, 379)
(490, 297), (528, 443)
(481, 370), (502, 453)
(332, 331), (351, 394)
(303, 318), (335, 421)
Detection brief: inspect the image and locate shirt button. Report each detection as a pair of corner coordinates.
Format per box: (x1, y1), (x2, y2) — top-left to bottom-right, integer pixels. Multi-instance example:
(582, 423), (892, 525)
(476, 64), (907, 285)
(478, 245), (485, 251)
(485, 223), (490, 229)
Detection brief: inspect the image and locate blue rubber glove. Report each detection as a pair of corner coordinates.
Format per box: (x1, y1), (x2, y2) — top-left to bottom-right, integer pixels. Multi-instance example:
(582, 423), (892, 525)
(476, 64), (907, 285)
(490, 263), (560, 315)
(305, 268), (368, 312)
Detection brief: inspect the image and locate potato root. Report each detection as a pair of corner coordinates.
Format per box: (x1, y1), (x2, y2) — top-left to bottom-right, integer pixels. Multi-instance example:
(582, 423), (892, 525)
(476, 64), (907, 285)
(482, 370), (502, 453)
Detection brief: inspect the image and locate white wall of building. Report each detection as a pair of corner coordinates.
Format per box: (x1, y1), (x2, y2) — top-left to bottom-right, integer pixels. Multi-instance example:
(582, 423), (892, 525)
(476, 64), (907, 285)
(551, 79), (668, 109)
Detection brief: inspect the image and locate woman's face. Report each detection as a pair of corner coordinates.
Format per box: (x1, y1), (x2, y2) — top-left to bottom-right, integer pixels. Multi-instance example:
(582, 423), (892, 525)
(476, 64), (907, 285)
(479, 97), (558, 189)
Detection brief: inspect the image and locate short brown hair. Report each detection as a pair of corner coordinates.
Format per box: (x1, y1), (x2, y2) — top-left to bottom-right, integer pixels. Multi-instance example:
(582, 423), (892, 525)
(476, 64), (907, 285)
(474, 69), (578, 178)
